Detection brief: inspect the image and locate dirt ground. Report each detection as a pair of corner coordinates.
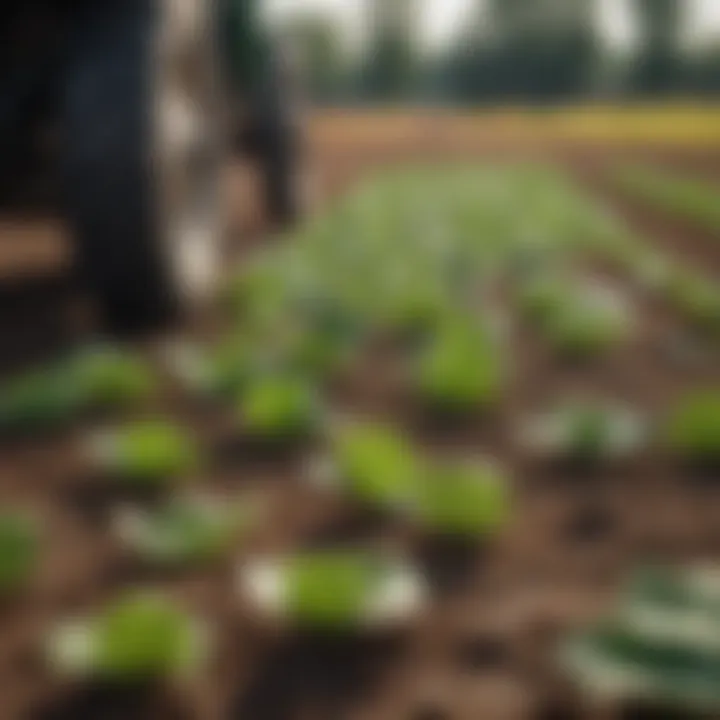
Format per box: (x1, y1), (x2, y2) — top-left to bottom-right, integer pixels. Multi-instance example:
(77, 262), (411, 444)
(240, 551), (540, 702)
(1, 117), (720, 719)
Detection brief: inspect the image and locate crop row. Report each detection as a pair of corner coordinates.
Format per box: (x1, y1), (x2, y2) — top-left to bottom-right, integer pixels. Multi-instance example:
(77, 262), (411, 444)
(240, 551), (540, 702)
(0, 163), (719, 713)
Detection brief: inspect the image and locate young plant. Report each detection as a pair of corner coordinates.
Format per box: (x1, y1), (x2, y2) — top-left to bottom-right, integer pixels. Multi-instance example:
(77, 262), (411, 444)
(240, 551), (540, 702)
(542, 284), (633, 359)
(68, 344), (155, 410)
(412, 458), (510, 538)
(86, 420), (199, 486)
(322, 421), (420, 510)
(49, 591), (208, 681)
(560, 564), (720, 713)
(164, 338), (258, 399)
(665, 272), (720, 336)
(239, 373), (322, 441)
(520, 401), (647, 464)
(0, 366), (84, 434)
(517, 274), (569, 321)
(666, 391), (720, 466)
(240, 549), (426, 630)
(0, 512), (39, 595)
(115, 494), (250, 568)
(414, 320), (504, 412)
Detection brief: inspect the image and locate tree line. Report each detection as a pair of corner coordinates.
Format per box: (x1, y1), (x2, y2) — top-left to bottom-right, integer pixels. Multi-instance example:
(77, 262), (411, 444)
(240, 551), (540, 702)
(278, 0), (720, 104)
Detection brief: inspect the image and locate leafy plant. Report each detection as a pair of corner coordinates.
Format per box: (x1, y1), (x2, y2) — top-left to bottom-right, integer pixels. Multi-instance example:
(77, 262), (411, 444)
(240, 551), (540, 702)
(165, 338), (258, 399)
(68, 345), (155, 410)
(413, 458), (510, 537)
(614, 164), (720, 236)
(665, 272), (720, 336)
(49, 592), (207, 680)
(517, 274), (568, 321)
(521, 401), (647, 463)
(329, 422), (419, 509)
(115, 495), (249, 567)
(239, 373), (321, 439)
(542, 284), (632, 359)
(0, 367), (83, 434)
(560, 564), (720, 712)
(0, 512), (39, 594)
(414, 320), (504, 412)
(240, 550), (426, 629)
(666, 391), (720, 465)
(86, 420), (199, 485)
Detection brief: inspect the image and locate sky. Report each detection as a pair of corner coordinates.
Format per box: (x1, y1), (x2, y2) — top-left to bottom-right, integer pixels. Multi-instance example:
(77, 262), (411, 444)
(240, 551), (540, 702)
(264, 0), (720, 51)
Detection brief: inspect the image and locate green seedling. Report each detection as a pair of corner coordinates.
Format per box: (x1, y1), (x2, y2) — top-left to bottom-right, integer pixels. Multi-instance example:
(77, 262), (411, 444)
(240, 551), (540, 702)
(115, 495), (250, 567)
(561, 564), (720, 713)
(0, 367), (84, 434)
(521, 401), (646, 463)
(666, 391), (720, 466)
(517, 274), (568, 321)
(0, 512), (39, 595)
(49, 591), (208, 681)
(415, 321), (504, 412)
(239, 373), (321, 440)
(68, 345), (155, 410)
(413, 458), (510, 537)
(665, 272), (720, 336)
(240, 550), (426, 630)
(329, 422), (419, 509)
(87, 420), (199, 485)
(165, 338), (259, 399)
(543, 285), (632, 359)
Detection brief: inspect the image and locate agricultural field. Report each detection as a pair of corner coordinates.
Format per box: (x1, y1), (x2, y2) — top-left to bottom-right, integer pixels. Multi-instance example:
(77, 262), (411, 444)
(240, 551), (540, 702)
(1, 109), (720, 719)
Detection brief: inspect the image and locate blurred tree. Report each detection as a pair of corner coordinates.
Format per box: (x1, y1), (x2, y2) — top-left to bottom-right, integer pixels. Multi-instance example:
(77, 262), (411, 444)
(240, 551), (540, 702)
(687, 42), (720, 96)
(629, 0), (684, 95)
(360, 0), (418, 101)
(277, 12), (346, 104)
(441, 0), (600, 103)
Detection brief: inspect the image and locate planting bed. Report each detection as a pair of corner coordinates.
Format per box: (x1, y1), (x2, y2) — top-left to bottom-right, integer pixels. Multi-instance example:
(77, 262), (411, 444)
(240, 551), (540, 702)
(1, 150), (720, 720)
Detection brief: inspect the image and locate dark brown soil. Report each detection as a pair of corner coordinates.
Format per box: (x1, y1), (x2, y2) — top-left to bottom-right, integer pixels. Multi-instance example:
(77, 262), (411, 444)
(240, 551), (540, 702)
(1, 135), (720, 719)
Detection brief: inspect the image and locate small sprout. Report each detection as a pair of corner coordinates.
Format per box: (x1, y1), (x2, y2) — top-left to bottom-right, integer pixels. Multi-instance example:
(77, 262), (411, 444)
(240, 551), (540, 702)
(382, 278), (452, 338)
(521, 401), (646, 463)
(0, 367), (83, 434)
(115, 494), (250, 567)
(0, 512), (39, 595)
(49, 592), (208, 681)
(666, 391), (720, 466)
(415, 321), (504, 412)
(560, 564), (720, 711)
(281, 320), (358, 377)
(543, 284), (633, 359)
(86, 420), (199, 485)
(68, 344), (155, 410)
(517, 274), (567, 321)
(413, 458), (510, 538)
(239, 373), (321, 440)
(665, 272), (720, 336)
(239, 550), (426, 630)
(164, 338), (256, 398)
(328, 422), (419, 509)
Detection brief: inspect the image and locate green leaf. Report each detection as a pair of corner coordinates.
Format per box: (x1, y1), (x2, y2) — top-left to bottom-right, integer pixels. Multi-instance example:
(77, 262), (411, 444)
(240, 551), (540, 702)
(414, 459), (510, 536)
(286, 550), (376, 627)
(117, 496), (247, 566)
(0, 367), (83, 433)
(416, 321), (503, 411)
(240, 374), (320, 439)
(93, 421), (199, 484)
(333, 422), (419, 508)
(0, 512), (38, 594)
(50, 593), (206, 680)
(68, 345), (155, 410)
(666, 391), (720, 464)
